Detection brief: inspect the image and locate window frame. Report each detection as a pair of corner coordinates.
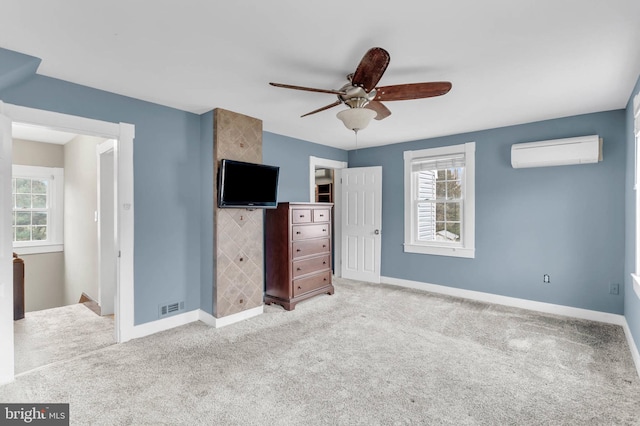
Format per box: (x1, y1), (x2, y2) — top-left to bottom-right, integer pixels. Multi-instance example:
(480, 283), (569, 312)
(12, 165), (64, 254)
(403, 142), (475, 258)
(632, 93), (640, 298)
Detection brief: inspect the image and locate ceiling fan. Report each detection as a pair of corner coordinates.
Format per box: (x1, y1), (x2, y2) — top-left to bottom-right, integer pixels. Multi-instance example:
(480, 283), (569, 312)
(269, 47), (452, 132)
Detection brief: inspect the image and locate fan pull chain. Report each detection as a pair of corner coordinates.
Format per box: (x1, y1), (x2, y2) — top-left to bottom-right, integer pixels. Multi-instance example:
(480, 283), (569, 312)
(354, 129), (358, 152)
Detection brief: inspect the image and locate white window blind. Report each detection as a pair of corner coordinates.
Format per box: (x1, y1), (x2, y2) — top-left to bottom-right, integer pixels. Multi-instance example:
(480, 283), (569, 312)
(417, 171), (436, 241)
(411, 154), (465, 172)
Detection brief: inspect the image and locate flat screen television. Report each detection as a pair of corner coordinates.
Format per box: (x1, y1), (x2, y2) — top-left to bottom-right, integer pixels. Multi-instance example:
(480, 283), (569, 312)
(217, 159), (280, 209)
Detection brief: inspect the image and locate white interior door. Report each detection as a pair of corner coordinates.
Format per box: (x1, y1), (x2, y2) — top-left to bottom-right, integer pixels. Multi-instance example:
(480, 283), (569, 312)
(97, 140), (117, 316)
(0, 111), (14, 384)
(341, 166), (382, 283)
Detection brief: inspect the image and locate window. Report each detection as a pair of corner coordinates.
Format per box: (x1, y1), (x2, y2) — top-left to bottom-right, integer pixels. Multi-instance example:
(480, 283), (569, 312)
(12, 165), (64, 254)
(404, 142), (475, 258)
(632, 93), (640, 298)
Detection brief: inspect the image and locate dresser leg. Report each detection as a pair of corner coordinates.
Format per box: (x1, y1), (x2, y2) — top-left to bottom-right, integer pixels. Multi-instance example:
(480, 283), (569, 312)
(264, 296), (294, 311)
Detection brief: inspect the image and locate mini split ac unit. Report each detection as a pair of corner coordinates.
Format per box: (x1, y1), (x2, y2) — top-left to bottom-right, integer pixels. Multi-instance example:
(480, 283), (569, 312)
(511, 135), (602, 168)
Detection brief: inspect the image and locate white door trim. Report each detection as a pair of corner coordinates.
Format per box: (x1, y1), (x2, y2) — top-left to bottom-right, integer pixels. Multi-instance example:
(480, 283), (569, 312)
(97, 139), (115, 154)
(0, 111), (14, 385)
(0, 102), (135, 384)
(309, 156), (348, 277)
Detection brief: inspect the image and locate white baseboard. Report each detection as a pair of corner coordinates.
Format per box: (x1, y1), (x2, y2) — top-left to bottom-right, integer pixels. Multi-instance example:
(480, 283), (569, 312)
(622, 322), (640, 379)
(198, 310), (217, 327)
(129, 305), (265, 340)
(380, 276), (626, 325)
(130, 310), (201, 340)
(199, 305), (263, 328)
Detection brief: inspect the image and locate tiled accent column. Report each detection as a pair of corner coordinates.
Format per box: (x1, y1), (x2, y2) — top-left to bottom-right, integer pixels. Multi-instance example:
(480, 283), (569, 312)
(213, 108), (264, 318)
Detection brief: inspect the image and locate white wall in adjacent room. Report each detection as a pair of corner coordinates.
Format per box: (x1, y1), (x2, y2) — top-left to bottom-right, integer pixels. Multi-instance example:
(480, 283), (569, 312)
(63, 134), (103, 305)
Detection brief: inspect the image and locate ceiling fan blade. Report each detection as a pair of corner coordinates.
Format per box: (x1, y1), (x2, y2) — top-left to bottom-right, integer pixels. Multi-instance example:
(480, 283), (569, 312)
(300, 100), (342, 118)
(351, 47), (391, 92)
(365, 101), (392, 120)
(269, 82), (346, 96)
(374, 82), (452, 101)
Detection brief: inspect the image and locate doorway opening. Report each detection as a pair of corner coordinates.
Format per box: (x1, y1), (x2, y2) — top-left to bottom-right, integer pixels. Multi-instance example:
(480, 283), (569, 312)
(0, 102), (135, 385)
(309, 156), (348, 277)
(314, 168), (334, 203)
(11, 124), (116, 374)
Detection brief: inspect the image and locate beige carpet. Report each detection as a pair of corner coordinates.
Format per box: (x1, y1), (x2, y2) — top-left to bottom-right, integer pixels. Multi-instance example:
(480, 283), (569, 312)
(13, 303), (115, 374)
(2, 278), (639, 425)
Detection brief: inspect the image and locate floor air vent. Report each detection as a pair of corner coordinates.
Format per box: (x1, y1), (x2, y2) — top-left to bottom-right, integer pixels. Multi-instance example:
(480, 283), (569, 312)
(159, 301), (185, 318)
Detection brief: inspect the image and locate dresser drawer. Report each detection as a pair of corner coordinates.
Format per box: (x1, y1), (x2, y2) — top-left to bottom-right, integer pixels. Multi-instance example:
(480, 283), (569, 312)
(313, 209), (330, 223)
(293, 254), (330, 278)
(292, 238), (330, 259)
(293, 270), (332, 297)
(292, 224), (329, 241)
(291, 209), (311, 224)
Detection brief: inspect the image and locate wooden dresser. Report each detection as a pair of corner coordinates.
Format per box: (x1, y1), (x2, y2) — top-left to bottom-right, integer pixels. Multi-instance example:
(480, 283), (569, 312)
(265, 202), (334, 310)
(13, 253), (25, 320)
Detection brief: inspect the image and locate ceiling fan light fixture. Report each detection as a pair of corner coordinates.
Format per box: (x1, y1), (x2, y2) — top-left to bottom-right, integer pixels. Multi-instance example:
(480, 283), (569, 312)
(336, 108), (376, 132)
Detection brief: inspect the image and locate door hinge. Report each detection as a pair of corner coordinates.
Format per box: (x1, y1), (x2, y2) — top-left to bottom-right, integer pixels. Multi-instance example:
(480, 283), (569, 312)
(118, 251), (121, 258)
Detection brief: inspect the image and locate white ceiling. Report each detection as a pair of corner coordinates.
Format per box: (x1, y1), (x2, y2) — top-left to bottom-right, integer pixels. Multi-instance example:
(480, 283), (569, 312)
(12, 123), (77, 145)
(1, 1), (639, 150)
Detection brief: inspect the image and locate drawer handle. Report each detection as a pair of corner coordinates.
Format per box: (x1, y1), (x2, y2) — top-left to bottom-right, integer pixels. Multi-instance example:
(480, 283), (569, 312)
(296, 267), (302, 271)
(322, 245), (326, 248)
(322, 229), (326, 232)
(323, 278), (327, 281)
(296, 249), (302, 252)
(319, 214), (324, 217)
(323, 261), (326, 265)
(299, 215), (305, 218)
(296, 231), (301, 235)
(297, 286), (301, 290)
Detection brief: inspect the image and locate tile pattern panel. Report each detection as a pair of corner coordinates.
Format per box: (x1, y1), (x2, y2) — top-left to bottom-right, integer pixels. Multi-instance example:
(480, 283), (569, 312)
(213, 109), (264, 318)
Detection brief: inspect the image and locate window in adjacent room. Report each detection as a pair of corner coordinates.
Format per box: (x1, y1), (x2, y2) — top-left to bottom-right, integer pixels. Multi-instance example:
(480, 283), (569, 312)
(632, 93), (640, 298)
(403, 142), (475, 258)
(12, 165), (64, 254)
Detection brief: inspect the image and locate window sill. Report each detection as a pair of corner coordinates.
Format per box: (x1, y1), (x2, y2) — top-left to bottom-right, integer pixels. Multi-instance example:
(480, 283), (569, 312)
(404, 243), (475, 259)
(13, 244), (63, 256)
(632, 274), (640, 300)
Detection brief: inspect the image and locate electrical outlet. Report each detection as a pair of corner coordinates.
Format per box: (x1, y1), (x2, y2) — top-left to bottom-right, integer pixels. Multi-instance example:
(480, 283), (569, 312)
(543, 274), (550, 283)
(610, 283), (619, 295)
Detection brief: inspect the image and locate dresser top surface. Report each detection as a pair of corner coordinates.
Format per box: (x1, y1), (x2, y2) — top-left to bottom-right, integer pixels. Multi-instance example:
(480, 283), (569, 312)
(279, 202), (334, 208)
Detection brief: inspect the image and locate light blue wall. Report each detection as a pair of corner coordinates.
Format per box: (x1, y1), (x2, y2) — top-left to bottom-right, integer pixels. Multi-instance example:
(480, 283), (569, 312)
(349, 110), (626, 314)
(0, 49), (40, 92)
(0, 54), (203, 325)
(263, 131), (348, 202)
(2, 45), (633, 331)
(624, 74), (640, 356)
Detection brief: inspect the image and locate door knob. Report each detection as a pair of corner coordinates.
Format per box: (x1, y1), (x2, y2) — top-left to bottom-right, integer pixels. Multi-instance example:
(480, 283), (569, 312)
(374, 229), (380, 235)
